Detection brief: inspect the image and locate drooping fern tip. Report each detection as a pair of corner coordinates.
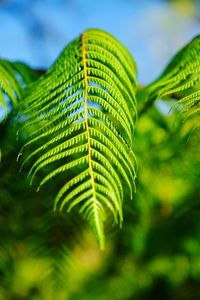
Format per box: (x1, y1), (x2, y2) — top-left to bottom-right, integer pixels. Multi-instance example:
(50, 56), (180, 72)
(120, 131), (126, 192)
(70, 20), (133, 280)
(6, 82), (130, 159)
(17, 28), (138, 249)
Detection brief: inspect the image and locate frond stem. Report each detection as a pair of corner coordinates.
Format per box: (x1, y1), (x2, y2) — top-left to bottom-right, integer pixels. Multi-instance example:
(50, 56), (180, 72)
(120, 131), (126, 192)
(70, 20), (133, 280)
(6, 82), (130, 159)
(82, 33), (103, 247)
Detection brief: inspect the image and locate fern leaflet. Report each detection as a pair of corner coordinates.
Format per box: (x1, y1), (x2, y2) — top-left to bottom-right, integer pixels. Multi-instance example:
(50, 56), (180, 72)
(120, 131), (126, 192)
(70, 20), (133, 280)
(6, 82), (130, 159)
(138, 35), (200, 127)
(0, 60), (38, 123)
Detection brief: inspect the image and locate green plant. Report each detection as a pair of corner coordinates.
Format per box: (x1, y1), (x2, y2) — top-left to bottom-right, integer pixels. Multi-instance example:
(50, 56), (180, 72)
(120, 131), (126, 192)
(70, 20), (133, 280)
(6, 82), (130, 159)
(0, 28), (199, 251)
(1, 28), (200, 300)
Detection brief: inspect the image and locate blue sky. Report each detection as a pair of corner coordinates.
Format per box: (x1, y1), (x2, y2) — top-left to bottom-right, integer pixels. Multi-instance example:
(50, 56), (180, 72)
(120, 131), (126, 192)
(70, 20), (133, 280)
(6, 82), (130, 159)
(0, 0), (200, 84)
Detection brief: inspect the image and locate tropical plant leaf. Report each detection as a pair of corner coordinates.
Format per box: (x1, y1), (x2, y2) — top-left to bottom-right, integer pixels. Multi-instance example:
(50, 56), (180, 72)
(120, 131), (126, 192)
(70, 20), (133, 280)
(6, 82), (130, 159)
(17, 29), (138, 249)
(0, 59), (38, 123)
(138, 35), (200, 127)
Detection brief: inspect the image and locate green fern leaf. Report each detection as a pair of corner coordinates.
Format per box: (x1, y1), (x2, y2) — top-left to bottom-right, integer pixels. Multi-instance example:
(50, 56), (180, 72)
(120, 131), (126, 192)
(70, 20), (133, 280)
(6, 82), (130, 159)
(0, 59), (38, 122)
(139, 35), (200, 126)
(18, 29), (137, 249)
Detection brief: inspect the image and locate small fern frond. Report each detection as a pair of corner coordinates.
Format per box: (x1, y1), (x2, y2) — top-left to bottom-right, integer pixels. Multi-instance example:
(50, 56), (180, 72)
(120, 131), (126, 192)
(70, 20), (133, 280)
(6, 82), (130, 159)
(18, 29), (137, 249)
(0, 59), (38, 122)
(139, 35), (200, 127)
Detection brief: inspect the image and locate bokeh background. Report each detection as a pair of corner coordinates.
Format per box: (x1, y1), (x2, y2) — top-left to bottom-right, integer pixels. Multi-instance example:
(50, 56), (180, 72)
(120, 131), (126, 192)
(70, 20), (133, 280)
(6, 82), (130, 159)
(0, 0), (200, 299)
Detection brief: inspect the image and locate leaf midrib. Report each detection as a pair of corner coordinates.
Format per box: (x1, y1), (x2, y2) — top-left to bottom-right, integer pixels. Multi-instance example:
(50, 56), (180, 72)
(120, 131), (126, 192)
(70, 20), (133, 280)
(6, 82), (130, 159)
(82, 32), (103, 248)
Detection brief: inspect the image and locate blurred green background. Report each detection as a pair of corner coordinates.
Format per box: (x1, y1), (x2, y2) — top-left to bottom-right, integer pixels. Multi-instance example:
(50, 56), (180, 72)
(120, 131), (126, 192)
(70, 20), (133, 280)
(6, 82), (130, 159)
(0, 0), (200, 299)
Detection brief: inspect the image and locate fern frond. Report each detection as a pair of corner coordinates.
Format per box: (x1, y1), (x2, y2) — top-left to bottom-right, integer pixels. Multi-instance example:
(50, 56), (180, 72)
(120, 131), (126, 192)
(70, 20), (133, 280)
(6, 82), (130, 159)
(139, 35), (200, 126)
(0, 59), (38, 122)
(18, 29), (137, 249)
